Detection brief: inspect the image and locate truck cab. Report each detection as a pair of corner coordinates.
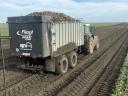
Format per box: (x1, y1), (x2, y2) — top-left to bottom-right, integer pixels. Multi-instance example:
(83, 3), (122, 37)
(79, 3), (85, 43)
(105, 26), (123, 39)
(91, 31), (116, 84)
(84, 24), (99, 54)
(84, 24), (96, 35)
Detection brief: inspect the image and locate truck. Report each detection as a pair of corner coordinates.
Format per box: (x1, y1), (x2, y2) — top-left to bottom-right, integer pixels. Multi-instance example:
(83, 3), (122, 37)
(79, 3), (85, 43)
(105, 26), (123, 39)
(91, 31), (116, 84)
(8, 15), (99, 74)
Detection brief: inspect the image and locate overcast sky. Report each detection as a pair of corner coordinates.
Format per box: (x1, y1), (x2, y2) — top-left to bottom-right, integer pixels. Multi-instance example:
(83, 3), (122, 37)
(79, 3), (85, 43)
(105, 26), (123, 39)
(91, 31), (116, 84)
(0, 0), (128, 22)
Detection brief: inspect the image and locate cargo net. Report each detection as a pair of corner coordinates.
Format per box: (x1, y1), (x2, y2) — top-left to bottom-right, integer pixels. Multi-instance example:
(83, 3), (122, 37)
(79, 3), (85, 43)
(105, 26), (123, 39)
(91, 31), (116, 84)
(27, 11), (80, 22)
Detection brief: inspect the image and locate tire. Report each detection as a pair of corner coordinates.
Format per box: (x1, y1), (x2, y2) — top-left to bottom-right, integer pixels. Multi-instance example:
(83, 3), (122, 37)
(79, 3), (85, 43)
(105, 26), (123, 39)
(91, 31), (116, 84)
(68, 51), (77, 68)
(96, 38), (99, 50)
(56, 55), (69, 74)
(88, 37), (94, 54)
(94, 37), (99, 51)
(89, 46), (94, 54)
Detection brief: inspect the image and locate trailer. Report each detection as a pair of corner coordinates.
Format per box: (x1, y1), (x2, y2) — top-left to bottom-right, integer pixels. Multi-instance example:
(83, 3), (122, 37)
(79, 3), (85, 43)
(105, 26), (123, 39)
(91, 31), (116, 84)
(8, 15), (99, 74)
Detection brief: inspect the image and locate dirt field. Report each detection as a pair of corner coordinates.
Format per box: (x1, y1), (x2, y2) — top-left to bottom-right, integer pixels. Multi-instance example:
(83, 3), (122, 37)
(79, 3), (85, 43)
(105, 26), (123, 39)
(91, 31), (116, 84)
(0, 23), (128, 96)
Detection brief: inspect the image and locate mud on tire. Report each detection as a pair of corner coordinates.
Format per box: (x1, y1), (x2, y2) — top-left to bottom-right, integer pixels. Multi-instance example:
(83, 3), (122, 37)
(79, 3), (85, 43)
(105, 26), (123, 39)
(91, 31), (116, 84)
(88, 37), (94, 54)
(68, 51), (77, 68)
(96, 38), (100, 50)
(56, 55), (69, 74)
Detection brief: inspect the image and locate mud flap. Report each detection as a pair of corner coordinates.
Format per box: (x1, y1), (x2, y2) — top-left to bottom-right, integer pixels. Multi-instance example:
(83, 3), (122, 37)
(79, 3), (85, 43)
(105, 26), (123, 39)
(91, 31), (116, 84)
(45, 59), (55, 72)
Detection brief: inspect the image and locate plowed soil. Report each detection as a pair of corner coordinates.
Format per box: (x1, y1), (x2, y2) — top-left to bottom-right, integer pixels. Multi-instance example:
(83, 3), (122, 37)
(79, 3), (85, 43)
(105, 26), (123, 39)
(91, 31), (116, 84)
(0, 23), (128, 96)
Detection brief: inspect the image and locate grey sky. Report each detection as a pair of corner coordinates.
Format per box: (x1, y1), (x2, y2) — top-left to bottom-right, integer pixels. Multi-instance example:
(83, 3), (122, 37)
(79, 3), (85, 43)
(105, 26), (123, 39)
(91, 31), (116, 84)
(0, 0), (128, 22)
(73, 0), (128, 2)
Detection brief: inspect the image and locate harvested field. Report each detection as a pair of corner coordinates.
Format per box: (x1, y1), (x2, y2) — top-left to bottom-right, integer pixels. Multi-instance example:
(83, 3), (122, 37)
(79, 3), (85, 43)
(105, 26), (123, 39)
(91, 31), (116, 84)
(0, 23), (128, 96)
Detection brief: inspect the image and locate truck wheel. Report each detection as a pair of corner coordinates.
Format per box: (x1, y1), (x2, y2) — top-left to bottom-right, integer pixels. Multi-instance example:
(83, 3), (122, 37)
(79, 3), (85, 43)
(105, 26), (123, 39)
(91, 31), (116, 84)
(56, 55), (68, 74)
(68, 51), (77, 68)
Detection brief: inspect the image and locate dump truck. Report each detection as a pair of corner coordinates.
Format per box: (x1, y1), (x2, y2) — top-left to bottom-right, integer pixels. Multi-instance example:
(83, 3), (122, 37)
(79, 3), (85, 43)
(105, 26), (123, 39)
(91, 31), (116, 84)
(8, 14), (99, 74)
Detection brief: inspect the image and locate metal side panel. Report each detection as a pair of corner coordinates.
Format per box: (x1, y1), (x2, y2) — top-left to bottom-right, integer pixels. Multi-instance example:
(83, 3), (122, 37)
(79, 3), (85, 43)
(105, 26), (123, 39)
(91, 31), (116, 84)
(80, 23), (84, 45)
(55, 23), (59, 51)
(69, 23), (72, 43)
(79, 24), (82, 44)
(68, 23), (71, 42)
(66, 22), (69, 44)
(51, 22), (84, 54)
(63, 23), (66, 46)
(73, 23), (75, 43)
(51, 24), (56, 52)
(51, 23), (57, 52)
(42, 23), (51, 57)
(60, 23), (63, 47)
(77, 22), (80, 46)
(71, 23), (74, 43)
(74, 23), (76, 45)
(76, 23), (78, 45)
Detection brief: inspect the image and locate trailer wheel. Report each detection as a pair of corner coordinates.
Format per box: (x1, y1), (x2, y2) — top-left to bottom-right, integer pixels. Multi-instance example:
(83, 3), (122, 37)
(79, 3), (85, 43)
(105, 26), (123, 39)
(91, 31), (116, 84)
(68, 51), (77, 68)
(56, 55), (68, 74)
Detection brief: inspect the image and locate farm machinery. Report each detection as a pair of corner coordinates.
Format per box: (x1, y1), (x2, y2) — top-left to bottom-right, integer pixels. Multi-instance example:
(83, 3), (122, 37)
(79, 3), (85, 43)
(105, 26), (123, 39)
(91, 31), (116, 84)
(8, 11), (99, 74)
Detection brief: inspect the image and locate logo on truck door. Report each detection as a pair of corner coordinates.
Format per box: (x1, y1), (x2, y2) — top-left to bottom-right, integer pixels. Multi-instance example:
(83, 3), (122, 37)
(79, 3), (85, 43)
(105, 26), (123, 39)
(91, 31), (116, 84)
(20, 42), (32, 50)
(17, 30), (33, 40)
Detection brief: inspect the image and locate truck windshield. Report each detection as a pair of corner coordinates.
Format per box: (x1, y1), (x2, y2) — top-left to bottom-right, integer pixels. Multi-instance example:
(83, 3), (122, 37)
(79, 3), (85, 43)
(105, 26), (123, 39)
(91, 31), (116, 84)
(84, 25), (90, 34)
(90, 26), (96, 33)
